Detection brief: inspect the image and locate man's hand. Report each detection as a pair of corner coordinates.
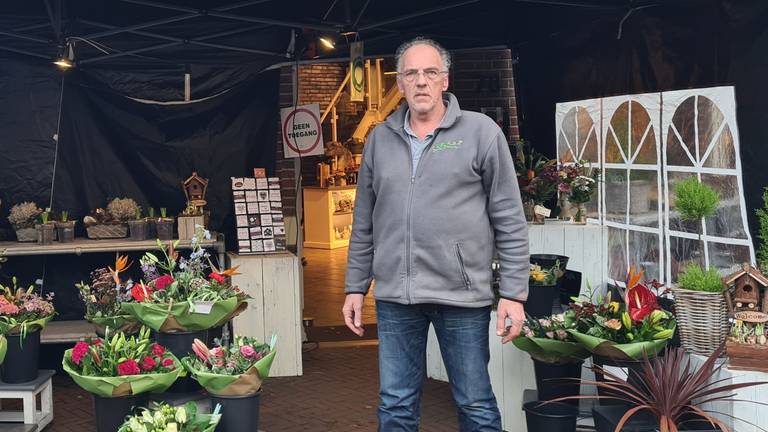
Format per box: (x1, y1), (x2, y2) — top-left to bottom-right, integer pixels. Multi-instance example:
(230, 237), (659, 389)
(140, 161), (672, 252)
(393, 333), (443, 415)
(496, 298), (525, 344)
(342, 293), (365, 337)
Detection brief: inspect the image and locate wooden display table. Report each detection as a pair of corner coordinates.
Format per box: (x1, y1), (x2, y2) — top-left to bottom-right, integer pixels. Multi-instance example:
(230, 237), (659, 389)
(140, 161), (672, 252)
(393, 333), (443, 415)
(0, 370), (54, 430)
(230, 252), (303, 377)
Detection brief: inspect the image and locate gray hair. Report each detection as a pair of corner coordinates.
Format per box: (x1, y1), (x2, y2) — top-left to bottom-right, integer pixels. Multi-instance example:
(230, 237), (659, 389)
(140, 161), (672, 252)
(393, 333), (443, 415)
(395, 37), (451, 73)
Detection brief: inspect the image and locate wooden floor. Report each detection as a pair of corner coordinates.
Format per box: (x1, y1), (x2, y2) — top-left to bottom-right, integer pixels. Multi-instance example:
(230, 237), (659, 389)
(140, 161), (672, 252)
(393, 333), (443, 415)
(302, 247), (377, 328)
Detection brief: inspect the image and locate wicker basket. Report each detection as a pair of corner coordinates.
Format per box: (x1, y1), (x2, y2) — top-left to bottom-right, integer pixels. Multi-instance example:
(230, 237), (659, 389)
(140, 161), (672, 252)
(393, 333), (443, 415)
(672, 286), (729, 356)
(86, 223), (128, 239)
(14, 227), (37, 242)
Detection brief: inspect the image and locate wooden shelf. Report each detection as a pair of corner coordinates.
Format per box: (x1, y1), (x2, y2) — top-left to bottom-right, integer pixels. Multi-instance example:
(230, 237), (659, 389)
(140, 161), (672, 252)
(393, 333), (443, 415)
(0, 235), (223, 257)
(41, 320), (96, 344)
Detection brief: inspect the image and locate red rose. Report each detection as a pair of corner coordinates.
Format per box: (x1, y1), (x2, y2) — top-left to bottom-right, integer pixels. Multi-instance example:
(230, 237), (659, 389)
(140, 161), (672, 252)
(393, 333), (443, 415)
(154, 275), (174, 291)
(72, 341), (89, 365)
(627, 284), (660, 322)
(141, 356), (157, 371)
(151, 343), (165, 356)
(131, 283), (154, 302)
(209, 272), (225, 284)
(117, 359), (141, 376)
(161, 358), (175, 369)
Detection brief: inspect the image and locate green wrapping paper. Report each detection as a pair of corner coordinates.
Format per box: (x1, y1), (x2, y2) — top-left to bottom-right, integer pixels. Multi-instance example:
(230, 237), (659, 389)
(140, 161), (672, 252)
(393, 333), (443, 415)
(512, 337), (591, 364)
(182, 350), (276, 396)
(567, 327), (675, 360)
(62, 349), (183, 397)
(120, 297), (247, 332)
(0, 314), (54, 336)
(0, 334), (6, 365)
(88, 315), (141, 335)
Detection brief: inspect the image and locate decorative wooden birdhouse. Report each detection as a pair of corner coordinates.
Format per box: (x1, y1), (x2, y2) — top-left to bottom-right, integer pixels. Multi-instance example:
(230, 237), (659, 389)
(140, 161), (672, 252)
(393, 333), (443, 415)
(182, 172), (209, 208)
(723, 263), (768, 313)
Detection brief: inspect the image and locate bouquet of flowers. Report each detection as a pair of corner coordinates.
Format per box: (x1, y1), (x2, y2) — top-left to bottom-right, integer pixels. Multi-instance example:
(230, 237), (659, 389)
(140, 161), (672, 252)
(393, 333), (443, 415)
(529, 262), (563, 286)
(567, 267), (676, 360)
(76, 255), (139, 335)
(513, 312), (590, 364)
(63, 326), (182, 397)
(182, 335), (276, 396)
(558, 161), (600, 205)
(524, 162), (560, 205)
(0, 277), (55, 338)
(121, 227), (249, 332)
(118, 402), (222, 432)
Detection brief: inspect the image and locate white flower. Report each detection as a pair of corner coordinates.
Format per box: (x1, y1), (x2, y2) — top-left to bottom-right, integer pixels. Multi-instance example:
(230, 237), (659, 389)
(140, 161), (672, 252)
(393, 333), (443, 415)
(164, 423), (178, 432)
(204, 229), (211, 240)
(175, 407), (187, 424)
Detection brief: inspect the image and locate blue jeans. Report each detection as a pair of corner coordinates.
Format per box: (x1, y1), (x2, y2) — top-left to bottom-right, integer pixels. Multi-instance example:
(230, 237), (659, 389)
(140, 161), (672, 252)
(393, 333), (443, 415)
(376, 301), (501, 431)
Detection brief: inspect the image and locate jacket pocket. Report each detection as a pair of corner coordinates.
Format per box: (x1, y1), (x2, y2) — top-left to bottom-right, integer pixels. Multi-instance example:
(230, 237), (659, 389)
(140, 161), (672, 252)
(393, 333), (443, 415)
(454, 243), (472, 290)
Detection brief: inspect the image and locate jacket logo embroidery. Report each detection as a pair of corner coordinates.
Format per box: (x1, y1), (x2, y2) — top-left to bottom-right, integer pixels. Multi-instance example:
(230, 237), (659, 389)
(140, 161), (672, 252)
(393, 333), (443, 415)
(432, 139), (463, 153)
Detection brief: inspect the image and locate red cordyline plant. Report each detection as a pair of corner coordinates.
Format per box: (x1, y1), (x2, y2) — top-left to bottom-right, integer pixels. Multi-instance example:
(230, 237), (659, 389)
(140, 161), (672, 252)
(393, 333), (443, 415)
(553, 344), (768, 432)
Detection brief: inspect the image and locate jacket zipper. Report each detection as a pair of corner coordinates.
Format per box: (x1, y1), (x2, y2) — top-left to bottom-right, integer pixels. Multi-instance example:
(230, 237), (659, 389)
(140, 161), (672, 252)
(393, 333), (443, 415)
(455, 243), (472, 290)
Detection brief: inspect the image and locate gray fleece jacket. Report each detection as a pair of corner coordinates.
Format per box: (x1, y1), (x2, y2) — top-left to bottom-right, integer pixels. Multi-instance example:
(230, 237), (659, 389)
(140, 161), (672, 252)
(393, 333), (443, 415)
(344, 92), (529, 307)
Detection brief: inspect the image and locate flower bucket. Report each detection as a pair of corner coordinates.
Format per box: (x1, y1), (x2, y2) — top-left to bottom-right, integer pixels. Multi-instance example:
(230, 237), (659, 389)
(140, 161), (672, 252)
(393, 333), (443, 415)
(156, 330), (207, 393)
(211, 390), (262, 432)
(55, 221), (76, 243)
(525, 284), (559, 318)
(1, 329), (41, 383)
(533, 359), (583, 406)
(127, 220), (148, 241)
(523, 400), (578, 432)
(0, 335), (6, 365)
(93, 393), (148, 432)
(15, 227), (37, 242)
(591, 354), (661, 407)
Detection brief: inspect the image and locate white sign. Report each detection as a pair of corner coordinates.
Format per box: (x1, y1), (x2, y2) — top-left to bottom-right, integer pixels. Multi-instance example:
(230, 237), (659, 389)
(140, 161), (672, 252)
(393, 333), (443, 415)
(281, 103), (324, 158)
(534, 205), (551, 217)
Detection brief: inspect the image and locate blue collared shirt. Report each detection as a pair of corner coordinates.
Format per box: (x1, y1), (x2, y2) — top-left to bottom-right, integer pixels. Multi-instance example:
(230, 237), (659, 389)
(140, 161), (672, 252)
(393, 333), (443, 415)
(403, 110), (437, 177)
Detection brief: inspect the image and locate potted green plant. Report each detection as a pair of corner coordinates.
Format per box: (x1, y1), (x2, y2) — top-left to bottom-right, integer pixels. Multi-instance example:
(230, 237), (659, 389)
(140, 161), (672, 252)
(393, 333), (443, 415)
(127, 206), (147, 241)
(55, 210), (76, 243)
(183, 335), (276, 432)
(145, 207), (157, 239)
(0, 277), (56, 383)
(8, 202), (42, 242)
(118, 401), (222, 432)
(83, 198), (138, 239)
(674, 177), (719, 236)
(554, 344), (767, 432)
(76, 255), (140, 336)
(35, 210), (56, 245)
(155, 207), (174, 240)
(62, 327), (183, 432)
(672, 264), (728, 356)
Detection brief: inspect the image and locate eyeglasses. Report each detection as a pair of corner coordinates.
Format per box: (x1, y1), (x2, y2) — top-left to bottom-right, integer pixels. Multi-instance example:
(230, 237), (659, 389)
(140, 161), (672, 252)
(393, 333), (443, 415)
(398, 68), (448, 83)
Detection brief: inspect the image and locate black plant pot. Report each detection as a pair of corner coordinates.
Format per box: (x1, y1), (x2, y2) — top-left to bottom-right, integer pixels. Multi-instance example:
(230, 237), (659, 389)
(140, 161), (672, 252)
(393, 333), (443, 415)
(156, 219), (174, 240)
(559, 270), (582, 305)
(523, 400), (578, 432)
(591, 354), (663, 407)
(146, 218), (157, 239)
(211, 391), (262, 432)
(525, 284), (559, 318)
(92, 393), (148, 432)
(156, 330), (207, 393)
(36, 223), (56, 245)
(593, 405), (721, 432)
(1, 330), (41, 383)
(530, 254), (570, 272)
(128, 220), (148, 241)
(55, 221), (76, 243)
(533, 359), (583, 406)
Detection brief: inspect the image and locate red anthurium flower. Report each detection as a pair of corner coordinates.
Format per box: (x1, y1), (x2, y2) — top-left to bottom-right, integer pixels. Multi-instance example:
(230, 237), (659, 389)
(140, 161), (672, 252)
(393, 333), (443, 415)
(153, 275), (174, 291)
(131, 283), (154, 302)
(117, 359), (141, 376)
(627, 283), (659, 322)
(209, 272), (225, 284)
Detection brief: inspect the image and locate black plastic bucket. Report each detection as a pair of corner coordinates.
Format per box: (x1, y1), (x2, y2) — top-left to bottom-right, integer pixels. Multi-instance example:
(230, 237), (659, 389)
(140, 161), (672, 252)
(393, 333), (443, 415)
(211, 391), (261, 432)
(156, 330), (206, 393)
(92, 393), (147, 432)
(559, 270), (582, 305)
(533, 359), (583, 405)
(530, 254), (570, 272)
(592, 354), (660, 406)
(2, 330), (41, 383)
(525, 284), (559, 318)
(523, 400), (578, 432)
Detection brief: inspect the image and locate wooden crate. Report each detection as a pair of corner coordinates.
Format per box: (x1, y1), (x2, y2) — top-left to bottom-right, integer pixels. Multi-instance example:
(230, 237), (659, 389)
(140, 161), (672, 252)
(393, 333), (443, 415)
(726, 340), (768, 372)
(177, 216), (204, 240)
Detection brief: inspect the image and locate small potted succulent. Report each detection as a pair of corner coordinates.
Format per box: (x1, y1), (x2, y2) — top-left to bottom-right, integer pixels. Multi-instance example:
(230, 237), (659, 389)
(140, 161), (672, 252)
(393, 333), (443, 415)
(155, 207), (174, 241)
(127, 207), (147, 241)
(35, 210), (56, 245)
(83, 198), (138, 239)
(55, 210), (76, 243)
(8, 202), (42, 242)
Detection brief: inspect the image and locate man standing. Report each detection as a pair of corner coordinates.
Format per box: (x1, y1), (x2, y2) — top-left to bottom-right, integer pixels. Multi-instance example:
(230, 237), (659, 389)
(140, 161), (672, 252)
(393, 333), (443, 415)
(342, 37), (529, 431)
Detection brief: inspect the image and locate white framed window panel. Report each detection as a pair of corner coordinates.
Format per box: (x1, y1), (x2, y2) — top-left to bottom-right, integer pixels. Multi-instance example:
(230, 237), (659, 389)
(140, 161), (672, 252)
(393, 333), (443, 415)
(661, 86), (755, 282)
(555, 98), (602, 223)
(601, 93), (664, 285)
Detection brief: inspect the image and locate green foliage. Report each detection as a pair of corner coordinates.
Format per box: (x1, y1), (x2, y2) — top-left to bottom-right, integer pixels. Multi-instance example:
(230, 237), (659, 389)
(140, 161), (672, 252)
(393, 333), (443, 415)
(756, 187), (768, 270)
(60, 210), (68, 222)
(160, 207), (167, 219)
(677, 264), (724, 292)
(674, 178), (719, 221)
(148, 207), (155, 219)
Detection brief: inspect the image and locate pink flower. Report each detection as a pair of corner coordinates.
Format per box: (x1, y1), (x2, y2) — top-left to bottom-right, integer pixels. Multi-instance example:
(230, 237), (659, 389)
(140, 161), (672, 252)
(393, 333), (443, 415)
(72, 341), (89, 365)
(210, 347), (225, 358)
(558, 183), (571, 192)
(153, 275), (174, 291)
(212, 358), (225, 367)
(240, 345), (255, 358)
(141, 356), (156, 371)
(151, 343), (165, 356)
(0, 298), (20, 315)
(545, 331), (555, 339)
(162, 358), (175, 369)
(556, 329), (568, 340)
(117, 359), (141, 376)
(209, 272), (225, 284)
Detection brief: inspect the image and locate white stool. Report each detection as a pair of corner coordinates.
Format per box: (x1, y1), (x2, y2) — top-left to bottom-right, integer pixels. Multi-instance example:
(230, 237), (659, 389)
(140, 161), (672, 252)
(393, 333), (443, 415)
(0, 370), (54, 430)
